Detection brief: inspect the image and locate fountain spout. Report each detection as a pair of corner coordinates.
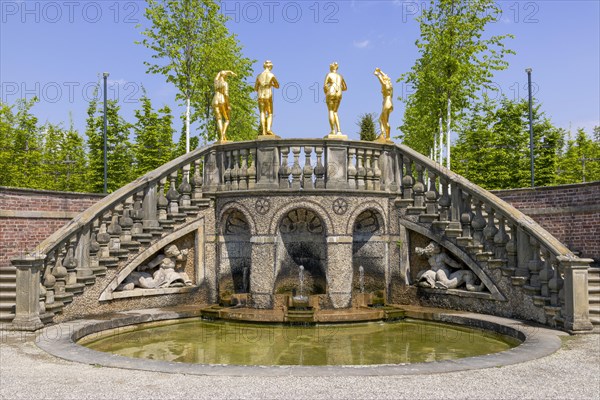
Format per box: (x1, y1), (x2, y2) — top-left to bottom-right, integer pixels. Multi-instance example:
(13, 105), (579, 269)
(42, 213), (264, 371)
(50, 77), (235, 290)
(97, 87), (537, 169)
(359, 265), (365, 294)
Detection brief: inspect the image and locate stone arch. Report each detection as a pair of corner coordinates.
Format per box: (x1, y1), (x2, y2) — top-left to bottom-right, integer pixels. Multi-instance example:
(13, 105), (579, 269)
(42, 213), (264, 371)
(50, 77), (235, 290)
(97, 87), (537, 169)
(273, 208), (328, 297)
(345, 201), (387, 235)
(268, 199), (334, 235)
(218, 201), (257, 236)
(351, 209), (387, 299)
(218, 207), (252, 298)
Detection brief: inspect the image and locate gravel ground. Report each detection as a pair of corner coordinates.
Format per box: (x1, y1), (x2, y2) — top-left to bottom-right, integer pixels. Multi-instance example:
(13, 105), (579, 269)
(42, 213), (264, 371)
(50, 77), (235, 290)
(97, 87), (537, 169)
(1, 331), (598, 400)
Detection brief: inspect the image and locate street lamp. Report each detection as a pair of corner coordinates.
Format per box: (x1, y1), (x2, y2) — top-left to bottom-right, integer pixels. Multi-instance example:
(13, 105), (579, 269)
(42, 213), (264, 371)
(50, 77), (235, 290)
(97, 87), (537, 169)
(103, 72), (109, 194)
(526, 68), (534, 188)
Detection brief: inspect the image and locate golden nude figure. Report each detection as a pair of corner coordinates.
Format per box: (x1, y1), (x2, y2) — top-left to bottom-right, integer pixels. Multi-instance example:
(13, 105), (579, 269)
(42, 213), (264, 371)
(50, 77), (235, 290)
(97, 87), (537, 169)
(212, 70), (236, 142)
(255, 60), (280, 137)
(323, 62), (347, 138)
(374, 68), (393, 142)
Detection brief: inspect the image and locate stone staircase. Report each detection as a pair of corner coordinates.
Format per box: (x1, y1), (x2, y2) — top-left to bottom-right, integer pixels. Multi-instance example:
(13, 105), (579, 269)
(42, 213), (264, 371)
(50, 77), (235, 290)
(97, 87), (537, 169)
(588, 268), (600, 326)
(0, 265), (16, 323)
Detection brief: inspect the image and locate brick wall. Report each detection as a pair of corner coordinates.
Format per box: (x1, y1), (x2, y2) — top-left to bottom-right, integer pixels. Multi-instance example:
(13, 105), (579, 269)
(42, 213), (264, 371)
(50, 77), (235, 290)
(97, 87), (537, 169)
(0, 187), (104, 267)
(493, 181), (600, 265)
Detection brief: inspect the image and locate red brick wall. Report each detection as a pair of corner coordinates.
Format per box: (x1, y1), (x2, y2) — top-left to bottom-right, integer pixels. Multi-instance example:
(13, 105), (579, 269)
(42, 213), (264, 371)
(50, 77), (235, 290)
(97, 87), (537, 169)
(0, 187), (104, 268)
(493, 182), (600, 265)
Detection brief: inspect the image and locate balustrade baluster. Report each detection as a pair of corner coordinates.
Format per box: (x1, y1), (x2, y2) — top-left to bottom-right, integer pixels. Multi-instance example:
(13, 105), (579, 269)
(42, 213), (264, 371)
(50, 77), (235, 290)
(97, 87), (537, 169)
(52, 245), (68, 303)
(438, 177), (450, 221)
(372, 150), (382, 191)
(549, 257), (564, 307)
(526, 238), (543, 295)
(239, 149), (249, 190)
(279, 147), (290, 189)
(410, 164), (426, 211)
(365, 150), (374, 191)
(494, 216), (509, 260)
(457, 193), (473, 246)
(482, 205), (498, 255)
(503, 223), (517, 276)
(223, 150), (232, 191)
(43, 252), (56, 308)
(167, 172), (180, 215)
(356, 149), (366, 190)
(314, 147), (325, 189)
(192, 159), (203, 200)
(178, 166), (192, 206)
(120, 197), (139, 250)
(107, 209), (122, 253)
(157, 178), (168, 221)
(398, 156), (414, 207)
(64, 237), (84, 294)
(248, 148), (257, 189)
(303, 146), (314, 189)
(231, 150), (240, 190)
(89, 220), (103, 275)
(290, 146), (302, 189)
(347, 148), (357, 189)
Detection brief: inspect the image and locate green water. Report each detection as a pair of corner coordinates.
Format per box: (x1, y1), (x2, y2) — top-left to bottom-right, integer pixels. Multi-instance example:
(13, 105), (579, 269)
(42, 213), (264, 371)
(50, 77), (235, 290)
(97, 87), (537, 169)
(80, 319), (520, 366)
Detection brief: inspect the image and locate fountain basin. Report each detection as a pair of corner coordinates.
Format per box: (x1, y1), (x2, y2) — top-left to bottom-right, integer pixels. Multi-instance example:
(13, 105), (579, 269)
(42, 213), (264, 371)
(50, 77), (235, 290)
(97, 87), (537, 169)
(35, 306), (566, 376)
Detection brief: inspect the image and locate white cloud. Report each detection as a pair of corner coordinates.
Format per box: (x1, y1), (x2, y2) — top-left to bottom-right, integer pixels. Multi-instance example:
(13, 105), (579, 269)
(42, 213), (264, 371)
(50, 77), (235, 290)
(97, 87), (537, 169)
(353, 40), (370, 49)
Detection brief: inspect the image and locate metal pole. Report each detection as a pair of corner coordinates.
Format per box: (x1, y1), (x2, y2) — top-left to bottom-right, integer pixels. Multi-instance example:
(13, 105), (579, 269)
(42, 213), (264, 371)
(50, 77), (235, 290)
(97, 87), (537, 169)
(526, 68), (534, 188)
(446, 97), (451, 170)
(103, 72), (109, 194)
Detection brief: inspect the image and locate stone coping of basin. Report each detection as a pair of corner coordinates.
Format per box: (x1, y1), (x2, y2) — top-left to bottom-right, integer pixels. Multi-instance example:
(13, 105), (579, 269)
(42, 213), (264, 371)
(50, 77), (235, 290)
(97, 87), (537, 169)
(35, 305), (567, 377)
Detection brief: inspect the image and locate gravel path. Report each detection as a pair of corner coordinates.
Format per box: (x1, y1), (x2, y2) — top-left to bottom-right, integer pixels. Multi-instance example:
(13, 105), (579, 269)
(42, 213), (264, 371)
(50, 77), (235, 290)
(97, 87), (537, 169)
(1, 331), (598, 400)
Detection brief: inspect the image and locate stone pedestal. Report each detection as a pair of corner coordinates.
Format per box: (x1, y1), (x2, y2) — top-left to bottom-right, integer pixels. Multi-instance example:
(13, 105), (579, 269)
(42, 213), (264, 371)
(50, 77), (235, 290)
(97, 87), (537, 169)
(249, 236), (276, 308)
(11, 256), (45, 331)
(203, 150), (220, 192)
(326, 237), (353, 308)
(560, 256), (594, 332)
(256, 146), (280, 189)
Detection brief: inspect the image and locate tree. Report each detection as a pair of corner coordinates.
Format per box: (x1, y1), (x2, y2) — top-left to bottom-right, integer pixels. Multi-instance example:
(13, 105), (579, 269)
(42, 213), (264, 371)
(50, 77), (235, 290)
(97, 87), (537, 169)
(0, 98), (43, 188)
(399, 0), (514, 159)
(357, 113), (378, 141)
(452, 97), (565, 189)
(85, 93), (135, 193)
(138, 0), (257, 149)
(40, 120), (88, 192)
(133, 92), (176, 176)
(557, 128), (600, 184)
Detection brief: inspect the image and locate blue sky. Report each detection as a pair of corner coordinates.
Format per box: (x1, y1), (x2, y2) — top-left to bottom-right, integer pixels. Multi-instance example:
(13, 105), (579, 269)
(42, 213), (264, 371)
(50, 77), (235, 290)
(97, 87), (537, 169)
(1, 0), (599, 143)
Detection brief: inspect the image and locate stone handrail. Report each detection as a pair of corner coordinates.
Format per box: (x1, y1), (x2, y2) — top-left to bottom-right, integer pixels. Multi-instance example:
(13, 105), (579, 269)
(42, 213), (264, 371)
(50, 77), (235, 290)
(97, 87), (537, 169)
(10, 138), (593, 332)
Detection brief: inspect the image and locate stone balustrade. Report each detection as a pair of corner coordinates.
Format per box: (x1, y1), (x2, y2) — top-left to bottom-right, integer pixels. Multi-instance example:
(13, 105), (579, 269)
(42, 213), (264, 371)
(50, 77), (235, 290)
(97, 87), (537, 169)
(10, 138), (594, 332)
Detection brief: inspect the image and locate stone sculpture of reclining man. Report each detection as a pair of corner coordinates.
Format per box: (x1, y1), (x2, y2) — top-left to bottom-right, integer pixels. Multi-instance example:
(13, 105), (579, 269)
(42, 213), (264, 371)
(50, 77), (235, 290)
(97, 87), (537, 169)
(117, 244), (192, 291)
(415, 241), (484, 292)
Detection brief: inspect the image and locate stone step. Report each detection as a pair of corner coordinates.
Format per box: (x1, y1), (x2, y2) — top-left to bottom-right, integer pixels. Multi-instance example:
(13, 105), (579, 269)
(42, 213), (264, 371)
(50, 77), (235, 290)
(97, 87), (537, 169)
(0, 312), (15, 323)
(589, 295), (600, 304)
(0, 266), (17, 273)
(0, 292), (16, 300)
(0, 302), (15, 312)
(590, 316), (600, 325)
(0, 282), (16, 291)
(588, 287), (600, 294)
(0, 273), (16, 283)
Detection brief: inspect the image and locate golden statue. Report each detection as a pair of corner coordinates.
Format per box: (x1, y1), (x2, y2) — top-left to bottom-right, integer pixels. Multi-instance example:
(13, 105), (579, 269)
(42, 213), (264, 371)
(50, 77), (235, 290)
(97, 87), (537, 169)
(255, 60), (280, 138)
(374, 68), (394, 143)
(323, 62), (347, 139)
(212, 70), (236, 142)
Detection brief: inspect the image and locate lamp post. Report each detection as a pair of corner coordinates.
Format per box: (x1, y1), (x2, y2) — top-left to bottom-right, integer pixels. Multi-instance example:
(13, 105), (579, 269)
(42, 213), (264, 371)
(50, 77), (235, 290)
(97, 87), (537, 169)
(103, 72), (109, 194)
(526, 68), (534, 188)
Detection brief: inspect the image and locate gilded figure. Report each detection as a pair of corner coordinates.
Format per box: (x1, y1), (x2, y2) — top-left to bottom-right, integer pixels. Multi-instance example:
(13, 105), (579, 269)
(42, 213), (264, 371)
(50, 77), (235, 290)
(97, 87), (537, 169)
(374, 68), (393, 142)
(212, 70), (236, 142)
(324, 62), (347, 137)
(255, 60), (280, 137)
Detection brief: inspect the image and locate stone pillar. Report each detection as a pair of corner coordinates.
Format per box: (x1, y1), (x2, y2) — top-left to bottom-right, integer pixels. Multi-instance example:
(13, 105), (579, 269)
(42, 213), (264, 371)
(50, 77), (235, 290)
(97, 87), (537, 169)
(204, 234), (218, 303)
(516, 227), (532, 278)
(203, 150), (220, 192)
(325, 144), (348, 190)
(11, 256), (45, 331)
(75, 226), (93, 281)
(559, 256), (594, 332)
(195, 222), (205, 285)
(256, 146), (280, 189)
(326, 236), (353, 308)
(249, 236), (277, 308)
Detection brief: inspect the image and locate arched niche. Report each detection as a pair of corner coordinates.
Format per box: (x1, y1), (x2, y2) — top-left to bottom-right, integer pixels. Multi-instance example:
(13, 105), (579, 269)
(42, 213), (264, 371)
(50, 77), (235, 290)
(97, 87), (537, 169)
(352, 209), (386, 297)
(219, 209), (251, 298)
(274, 208), (327, 297)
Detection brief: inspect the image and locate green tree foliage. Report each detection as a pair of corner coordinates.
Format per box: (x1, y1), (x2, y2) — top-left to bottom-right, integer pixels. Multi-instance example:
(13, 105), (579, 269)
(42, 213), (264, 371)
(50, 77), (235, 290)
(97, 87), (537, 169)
(357, 113), (378, 141)
(0, 98), (43, 188)
(86, 94), (135, 193)
(452, 97), (564, 189)
(40, 120), (88, 192)
(133, 92), (176, 176)
(557, 128), (600, 184)
(138, 0), (257, 147)
(399, 0), (514, 155)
